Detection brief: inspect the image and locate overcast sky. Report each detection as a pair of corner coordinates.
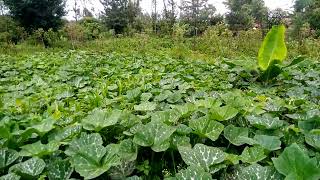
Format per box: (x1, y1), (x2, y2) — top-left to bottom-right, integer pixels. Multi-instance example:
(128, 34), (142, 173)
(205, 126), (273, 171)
(66, 0), (294, 20)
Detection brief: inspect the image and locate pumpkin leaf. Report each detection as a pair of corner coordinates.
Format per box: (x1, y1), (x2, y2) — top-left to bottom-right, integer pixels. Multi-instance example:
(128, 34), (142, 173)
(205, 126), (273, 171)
(0, 173), (21, 180)
(47, 159), (73, 180)
(189, 116), (224, 141)
(253, 135), (281, 151)
(0, 149), (19, 169)
(246, 114), (283, 130)
(9, 157), (46, 177)
(19, 141), (60, 157)
(82, 109), (122, 131)
(174, 165), (212, 180)
(226, 164), (283, 180)
(178, 143), (225, 171)
(272, 143), (320, 180)
(210, 105), (239, 121)
(305, 133), (320, 150)
(66, 133), (121, 179)
(240, 146), (267, 164)
(134, 102), (157, 111)
(224, 125), (255, 146)
(133, 120), (176, 152)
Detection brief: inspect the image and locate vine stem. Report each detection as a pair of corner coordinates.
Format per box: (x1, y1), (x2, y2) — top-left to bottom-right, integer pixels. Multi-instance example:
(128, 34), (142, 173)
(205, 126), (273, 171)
(171, 150), (177, 175)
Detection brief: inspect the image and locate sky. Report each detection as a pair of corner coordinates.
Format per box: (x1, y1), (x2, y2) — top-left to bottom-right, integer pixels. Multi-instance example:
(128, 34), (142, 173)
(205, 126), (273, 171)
(66, 0), (294, 20)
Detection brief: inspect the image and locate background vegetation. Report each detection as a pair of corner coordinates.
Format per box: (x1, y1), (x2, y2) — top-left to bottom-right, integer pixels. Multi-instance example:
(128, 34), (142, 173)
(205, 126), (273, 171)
(0, 0), (319, 60)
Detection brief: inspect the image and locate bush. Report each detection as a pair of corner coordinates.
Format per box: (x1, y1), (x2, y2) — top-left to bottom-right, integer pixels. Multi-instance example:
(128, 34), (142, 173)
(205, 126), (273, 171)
(63, 22), (85, 43)
(79, 17), (105, 40)
(197, 23), (262, 58)
(0, 16), (27, 45)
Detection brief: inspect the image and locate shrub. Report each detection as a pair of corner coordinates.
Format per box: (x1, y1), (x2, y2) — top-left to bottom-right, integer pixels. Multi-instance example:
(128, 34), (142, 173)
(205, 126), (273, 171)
(0, 16), (27, 45)
(79, 17), (105, 40)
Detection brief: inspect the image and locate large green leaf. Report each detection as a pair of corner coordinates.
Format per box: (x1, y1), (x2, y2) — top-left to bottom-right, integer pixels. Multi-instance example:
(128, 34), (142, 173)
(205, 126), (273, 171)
(224, 125), (255, 146)
(66, 133), (121, 179)
(171, 134), (191, 149)
(226, 164), (283, 180)
(209, 105), (239, 121)
(48, 124), (82, 142)
(133, 120), (176, 152)
(305, 133), (320, 150)
(258, 25), (287, 71)
(240, 146), (267, 164)
(178, 144), (225, 171)
(134, 102), (157, 111)
(246, 114), (283, 130)
(0, 173), (21, 180)
(174, 165), (212, 180)
(82, 109), (122, 131)
(272, 143), (320, 180)
(189, 116), (224, 141)
(254, 135), (281, 151)
(151, 109), (181, 124)
(0, 149), (19, 169)
(65, 132), (104, 156)
(118, 139), (138, 161)
(19, 141), (60, 157)
(9, 157), (46, 177)
(31, 118), (55, 134)
(47, 159), (73, 180)
(108, 160), (136, 180)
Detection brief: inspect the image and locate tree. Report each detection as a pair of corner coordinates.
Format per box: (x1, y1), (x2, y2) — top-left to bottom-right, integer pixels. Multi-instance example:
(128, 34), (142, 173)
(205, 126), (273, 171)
(249, 0), (268, 29)
(73, 0), (81, 22)
(225, 0), (269, 32)
(305, 0), (320, 36)
(100, 0), (141, 34)
(3, 0), (66, 32)
(267, 8), (288, 28)
(180, 0), (221, 36)
(162, 0), (177, 33)
(152, 0), (158, 33)
(224, 0), (254, 31)
(292, 0), (320, 37)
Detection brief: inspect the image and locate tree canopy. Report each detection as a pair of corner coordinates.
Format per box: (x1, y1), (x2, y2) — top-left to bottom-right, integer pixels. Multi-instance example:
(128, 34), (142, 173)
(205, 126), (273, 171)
(3, 0), (66, 32)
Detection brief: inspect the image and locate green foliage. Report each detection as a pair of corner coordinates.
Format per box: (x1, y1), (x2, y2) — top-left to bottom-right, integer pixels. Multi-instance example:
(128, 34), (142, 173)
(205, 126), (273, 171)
(3, 0), (66, 31)
(267, 8), (288, 28)
(0, 149), (19, 168)
(133, 120), (176, 152)
(100, 0), (141, 34)
(189, 116), (224, 141)
(9, 158), (46, 177)
(258, 25), (287, 71)
(179, 0), (223, 35)
(224, 0), (267, 31)
(0, 16), (26, 44)
(82, 108), (122, 131)
(178, 144), (225, 171)
(272, 143), (320, 180)
(65, 133), (121, 179)
(79, 17), (105, 40)
(240, 146), (267, 163)
(0, 49), (319, 179)
(224, 125), (253, 146)
(173, 165), (212, 179)
(225, 164), (283, 179)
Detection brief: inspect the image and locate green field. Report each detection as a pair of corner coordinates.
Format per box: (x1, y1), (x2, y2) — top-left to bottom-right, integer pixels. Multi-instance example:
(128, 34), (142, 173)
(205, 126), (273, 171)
(0, 32), (319, 180)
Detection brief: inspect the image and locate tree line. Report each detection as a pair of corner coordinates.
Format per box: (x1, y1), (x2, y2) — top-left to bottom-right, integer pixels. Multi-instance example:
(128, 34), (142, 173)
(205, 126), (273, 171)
(0, 0), (319, 42)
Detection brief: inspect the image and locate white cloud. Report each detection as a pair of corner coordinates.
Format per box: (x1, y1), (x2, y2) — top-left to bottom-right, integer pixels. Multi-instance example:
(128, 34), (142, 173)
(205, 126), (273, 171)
(65, 0), (294, 20)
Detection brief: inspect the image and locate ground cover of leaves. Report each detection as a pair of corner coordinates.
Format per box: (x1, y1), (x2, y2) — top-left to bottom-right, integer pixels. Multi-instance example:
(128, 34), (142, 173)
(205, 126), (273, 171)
(0, 51), (319, 179)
